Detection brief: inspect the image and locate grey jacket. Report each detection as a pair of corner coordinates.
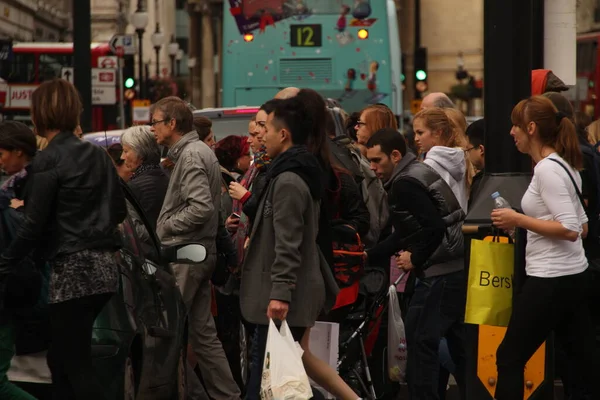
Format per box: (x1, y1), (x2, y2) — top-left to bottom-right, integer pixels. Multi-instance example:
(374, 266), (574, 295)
(240, 171), (331, 327)
(157, 131), (221, 253)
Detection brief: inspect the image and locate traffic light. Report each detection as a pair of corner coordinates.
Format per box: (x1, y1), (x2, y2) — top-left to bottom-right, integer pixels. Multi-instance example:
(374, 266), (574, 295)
(414, 47), (428, 98)
(123, 55), (135, 91)
(124, 77), (135, 89)
(400, 53), (406, 83)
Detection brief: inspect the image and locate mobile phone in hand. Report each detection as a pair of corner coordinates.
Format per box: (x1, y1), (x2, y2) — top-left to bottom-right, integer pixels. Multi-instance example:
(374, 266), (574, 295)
(231, 212), (241, 219)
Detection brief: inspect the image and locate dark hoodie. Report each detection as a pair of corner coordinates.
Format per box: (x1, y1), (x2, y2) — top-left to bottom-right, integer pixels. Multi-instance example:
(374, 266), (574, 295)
(265, 145), (334, 266)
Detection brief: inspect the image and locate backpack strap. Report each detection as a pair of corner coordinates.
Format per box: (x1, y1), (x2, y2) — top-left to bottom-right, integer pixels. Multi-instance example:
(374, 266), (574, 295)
(547, 158), (586, 210)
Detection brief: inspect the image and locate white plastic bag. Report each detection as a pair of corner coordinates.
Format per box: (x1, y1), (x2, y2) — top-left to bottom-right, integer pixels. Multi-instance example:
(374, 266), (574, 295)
(261, 319), (313, 400)
(387, 286), (407, 382)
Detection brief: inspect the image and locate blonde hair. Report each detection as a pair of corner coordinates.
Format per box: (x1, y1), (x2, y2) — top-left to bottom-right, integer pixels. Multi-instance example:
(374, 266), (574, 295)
(587, 119), (600, 146)
(414, 107), (474, 191)
(413, 107), (467, 149)
(36, 135), (48, 150)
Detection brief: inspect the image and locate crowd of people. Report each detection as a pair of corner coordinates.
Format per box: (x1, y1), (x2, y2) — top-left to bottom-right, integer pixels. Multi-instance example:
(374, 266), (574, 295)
(0, 76), (597, 400)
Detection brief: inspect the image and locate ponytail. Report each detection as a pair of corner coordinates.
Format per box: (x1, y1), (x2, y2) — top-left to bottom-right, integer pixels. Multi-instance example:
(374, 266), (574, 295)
(555, 116), (583, 170)
(512, 96), (584, 170)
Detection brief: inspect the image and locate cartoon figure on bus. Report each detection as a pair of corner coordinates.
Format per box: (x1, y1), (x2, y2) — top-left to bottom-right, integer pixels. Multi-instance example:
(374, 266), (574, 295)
(258, 8), (276, 33)
(352, 0), (372, 19)
(346, 68), (357, 92)
(365, 60), (388, 104)
(338, 68), (358, 102)
(336, 6), (354, 47)
(283, 0), (311, 19)
(367, 61), (379, 93)
(336, 5), (351, 32)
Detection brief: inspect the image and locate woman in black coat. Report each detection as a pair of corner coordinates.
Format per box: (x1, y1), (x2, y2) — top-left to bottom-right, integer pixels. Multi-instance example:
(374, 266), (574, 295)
(120, 125), (169, 232)
(0, 79), (127, 400)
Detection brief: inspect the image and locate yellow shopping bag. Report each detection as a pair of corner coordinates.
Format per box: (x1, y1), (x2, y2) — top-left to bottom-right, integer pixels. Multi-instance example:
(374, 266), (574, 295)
(465, 237), (514, 327)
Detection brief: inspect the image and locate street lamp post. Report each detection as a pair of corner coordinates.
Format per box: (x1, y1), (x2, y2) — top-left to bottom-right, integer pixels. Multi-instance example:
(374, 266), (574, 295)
(167, 35), (179, 77)
(150, 24), (165, 78)
(130, 2), (149, 99)
(176, 49), (184, 77)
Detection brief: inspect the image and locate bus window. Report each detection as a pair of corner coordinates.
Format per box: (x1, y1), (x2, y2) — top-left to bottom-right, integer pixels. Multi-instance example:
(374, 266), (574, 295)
(0, 53), (35, 83)
(39, 54), (74, 82)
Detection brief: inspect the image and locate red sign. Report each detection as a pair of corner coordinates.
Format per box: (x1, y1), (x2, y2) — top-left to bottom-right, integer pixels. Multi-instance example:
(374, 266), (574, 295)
(98, 72), (114, 82)
(0, 80), (7, 107)
(349, 18), (378, 27)
(116, 46), (124, 57)
(100, 58), (116, 68)
(7, 85), (38, 108)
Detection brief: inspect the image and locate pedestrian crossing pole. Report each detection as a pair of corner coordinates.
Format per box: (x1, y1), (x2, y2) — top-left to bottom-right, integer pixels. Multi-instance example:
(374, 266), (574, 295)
(72, 0), (92, 133)
(116, 47), (126, 129)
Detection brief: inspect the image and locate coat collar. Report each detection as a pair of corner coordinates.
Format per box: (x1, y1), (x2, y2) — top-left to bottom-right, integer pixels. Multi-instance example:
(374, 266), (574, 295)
(384, 152), (416, 191)
(167, 131), (199, 163)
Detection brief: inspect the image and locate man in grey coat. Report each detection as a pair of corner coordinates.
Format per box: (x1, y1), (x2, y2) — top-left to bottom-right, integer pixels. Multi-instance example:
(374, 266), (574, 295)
(151, 96), (240, 399)
(241, 97), (340, 399)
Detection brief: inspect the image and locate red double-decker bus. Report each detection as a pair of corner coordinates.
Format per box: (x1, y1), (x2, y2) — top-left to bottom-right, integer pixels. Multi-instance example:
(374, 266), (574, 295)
(0, 42), (119, 131)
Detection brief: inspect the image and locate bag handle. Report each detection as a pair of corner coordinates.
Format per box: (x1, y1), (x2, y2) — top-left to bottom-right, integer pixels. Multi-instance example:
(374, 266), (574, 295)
(547, 158), (586, 210)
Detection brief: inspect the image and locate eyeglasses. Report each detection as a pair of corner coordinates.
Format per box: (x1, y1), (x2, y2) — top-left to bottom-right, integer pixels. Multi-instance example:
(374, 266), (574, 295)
(464, 147), (475, 152)
(149, 119), (168, 127)
(356, 121), (366, 126)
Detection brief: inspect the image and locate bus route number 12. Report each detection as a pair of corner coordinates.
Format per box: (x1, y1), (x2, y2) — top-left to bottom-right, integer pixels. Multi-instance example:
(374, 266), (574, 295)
(291, 24), (322, 47)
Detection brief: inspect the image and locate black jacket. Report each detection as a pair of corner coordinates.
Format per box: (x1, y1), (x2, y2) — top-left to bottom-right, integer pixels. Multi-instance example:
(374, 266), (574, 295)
(128, 167), (169, 232)
(242, 170), (268, 223)
(328, 170), (370, 238)
(368, 153), (464, 277)
(2, 131), (127, 263)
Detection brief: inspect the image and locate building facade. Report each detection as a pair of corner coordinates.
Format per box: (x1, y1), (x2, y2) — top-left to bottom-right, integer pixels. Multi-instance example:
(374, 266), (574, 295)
(398, 0), (483, 112)
(0, 0), (71, 42)
(577, 0), (600, 33)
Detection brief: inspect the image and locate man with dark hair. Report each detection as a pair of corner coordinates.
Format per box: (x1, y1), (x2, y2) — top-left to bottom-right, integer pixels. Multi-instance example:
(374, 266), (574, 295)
(152, 96), (240, 399)
(240, 97), (338, 399)
(365, 128), (467, 400)
(465, 118), (485, 209)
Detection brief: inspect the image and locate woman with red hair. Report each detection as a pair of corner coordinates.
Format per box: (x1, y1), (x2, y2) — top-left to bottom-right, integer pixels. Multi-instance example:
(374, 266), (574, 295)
(214, 135), (252, 180)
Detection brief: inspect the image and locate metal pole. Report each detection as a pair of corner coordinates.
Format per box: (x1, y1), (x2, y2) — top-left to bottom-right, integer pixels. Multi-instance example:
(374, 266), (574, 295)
(483, 0), (533, 174)
(118, 55), (125, 129)
(137, 29), (145, 98)
(73, 0), (92, 132)
(155, 47), (160, 77)
(170, 55), (175, 77)
(413, 0), (421, 100)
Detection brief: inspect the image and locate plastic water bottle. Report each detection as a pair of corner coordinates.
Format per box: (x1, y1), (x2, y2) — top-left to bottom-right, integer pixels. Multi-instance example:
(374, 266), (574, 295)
(491, 192), (515, 240)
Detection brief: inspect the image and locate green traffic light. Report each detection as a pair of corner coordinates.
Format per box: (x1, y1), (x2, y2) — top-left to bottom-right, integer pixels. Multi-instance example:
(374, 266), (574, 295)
(401, 73), (406, 82)
(124, 78), (135, 89)
(416, 70), (427, 81)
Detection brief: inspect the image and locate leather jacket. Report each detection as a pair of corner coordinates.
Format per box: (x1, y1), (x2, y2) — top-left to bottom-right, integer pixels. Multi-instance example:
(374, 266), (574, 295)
(2, 131), (127, 262)
(386, 153), (465, 272)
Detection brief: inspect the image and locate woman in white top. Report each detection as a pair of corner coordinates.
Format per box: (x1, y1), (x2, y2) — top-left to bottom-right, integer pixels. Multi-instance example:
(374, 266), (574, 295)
(413, 108), (470, 212)
(491, 96), (596, 400)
